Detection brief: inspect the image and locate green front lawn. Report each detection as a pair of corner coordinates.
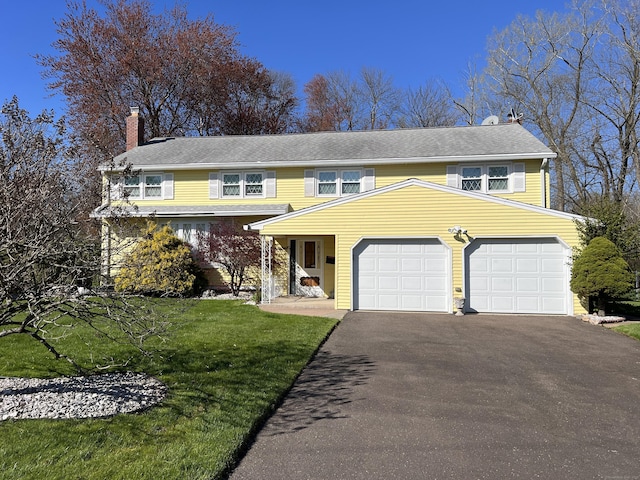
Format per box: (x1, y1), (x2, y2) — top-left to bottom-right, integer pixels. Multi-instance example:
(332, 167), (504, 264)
(0, 300), (338, 480)
(613, 322), (640, 341)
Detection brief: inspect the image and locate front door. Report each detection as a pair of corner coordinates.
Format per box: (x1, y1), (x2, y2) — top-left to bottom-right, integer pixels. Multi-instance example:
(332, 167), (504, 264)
(291, 238), (324, 297)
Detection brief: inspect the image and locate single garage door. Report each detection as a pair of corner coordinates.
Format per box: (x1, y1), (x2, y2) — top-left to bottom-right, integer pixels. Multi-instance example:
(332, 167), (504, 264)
(353, 238), (450, 312)
(465, 238), (569, 314)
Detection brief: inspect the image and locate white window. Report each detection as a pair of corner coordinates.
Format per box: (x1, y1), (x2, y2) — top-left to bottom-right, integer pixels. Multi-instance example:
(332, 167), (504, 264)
(222, 173), (241, 197)
(461, 167), (482, 191)
(448, 164), (522, 194)
(144, 174), (162, 197)
(182, 223), (192, 243)
(341, 170), (361, 194)
(120, 172), (170, 199)
(245, 172), (263, 196)
(318, 171), (337, 195)
(220, 172), (266, 198)
(316, 169), (362, 197)
(123, 175), (141, 198)
(488, 166), (509, 191)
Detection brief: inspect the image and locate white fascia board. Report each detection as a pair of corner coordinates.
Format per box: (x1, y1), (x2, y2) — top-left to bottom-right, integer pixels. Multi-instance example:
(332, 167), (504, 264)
(99, 152), (557, 172)
(246, 178), (582, 231)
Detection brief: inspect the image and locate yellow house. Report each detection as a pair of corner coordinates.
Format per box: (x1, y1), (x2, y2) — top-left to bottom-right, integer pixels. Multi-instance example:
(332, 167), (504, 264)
(94, 109), (586, 315)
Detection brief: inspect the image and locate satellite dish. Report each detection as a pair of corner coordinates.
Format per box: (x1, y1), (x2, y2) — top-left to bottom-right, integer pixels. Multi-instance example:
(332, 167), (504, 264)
(481, 115), (500, 126)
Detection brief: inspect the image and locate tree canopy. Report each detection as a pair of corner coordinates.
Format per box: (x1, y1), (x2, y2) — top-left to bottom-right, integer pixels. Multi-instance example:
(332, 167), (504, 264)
(38, 0), (299, 162)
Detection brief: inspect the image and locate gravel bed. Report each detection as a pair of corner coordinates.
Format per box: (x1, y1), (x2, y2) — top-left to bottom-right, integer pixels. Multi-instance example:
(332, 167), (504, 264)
(0, 372), (167, 421)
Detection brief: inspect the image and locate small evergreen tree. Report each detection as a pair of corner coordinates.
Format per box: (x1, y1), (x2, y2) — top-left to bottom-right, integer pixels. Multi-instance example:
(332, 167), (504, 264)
(115, 223), (206, 296)
(570, 236), (633, 316)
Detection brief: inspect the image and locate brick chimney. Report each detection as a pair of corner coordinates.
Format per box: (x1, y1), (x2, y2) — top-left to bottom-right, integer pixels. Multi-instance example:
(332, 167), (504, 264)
(126, 106), (144, 151)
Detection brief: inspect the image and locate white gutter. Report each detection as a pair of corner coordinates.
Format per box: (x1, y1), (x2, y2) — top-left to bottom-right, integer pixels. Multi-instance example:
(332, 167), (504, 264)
(99, 152), (558, 172)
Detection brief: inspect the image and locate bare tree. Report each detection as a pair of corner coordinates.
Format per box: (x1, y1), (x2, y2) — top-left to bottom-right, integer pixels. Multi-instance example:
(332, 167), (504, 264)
(481, 0), (640, 212)
(359, 67), (401, 129)
(454, 61), (492, 126)
(399, 78), (458, 128)
(0, 98), (164, 369)
(301, 68), (401, 132)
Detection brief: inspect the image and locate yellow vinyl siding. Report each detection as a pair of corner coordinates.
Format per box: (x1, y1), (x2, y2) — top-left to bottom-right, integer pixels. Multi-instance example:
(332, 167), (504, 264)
(104, 158), (546, 209)
(257, 185), (584, 314)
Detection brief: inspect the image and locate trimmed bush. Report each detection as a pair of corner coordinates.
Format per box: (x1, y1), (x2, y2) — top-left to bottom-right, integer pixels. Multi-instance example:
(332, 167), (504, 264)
(115, 223), (206, 296)
(571, 236), (633, 316)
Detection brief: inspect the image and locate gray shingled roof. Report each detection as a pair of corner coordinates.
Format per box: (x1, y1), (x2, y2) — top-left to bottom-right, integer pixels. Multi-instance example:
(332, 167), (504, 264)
(106, 123), (556, 171)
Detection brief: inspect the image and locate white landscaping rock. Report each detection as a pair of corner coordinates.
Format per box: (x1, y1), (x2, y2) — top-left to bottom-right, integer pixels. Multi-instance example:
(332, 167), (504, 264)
(0, 372), (167, 421)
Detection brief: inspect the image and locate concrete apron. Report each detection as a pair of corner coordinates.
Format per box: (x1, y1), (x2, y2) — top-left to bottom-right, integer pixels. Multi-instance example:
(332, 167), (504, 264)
(258, 296), (348, 320)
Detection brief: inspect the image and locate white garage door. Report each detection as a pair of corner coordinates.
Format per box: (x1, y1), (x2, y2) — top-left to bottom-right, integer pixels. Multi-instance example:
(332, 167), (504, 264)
(466, 238), (569, 314)
(353, 239), (450, 312)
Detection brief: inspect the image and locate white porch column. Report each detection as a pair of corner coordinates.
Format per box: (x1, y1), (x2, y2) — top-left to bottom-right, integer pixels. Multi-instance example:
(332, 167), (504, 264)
(261, 235), (274, 304)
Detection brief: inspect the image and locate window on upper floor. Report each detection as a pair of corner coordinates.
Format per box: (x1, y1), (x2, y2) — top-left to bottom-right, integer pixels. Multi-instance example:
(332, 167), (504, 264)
(448, 163), (525, 194)
(221, 171), (266, 198)
(113, 172), (173, 200)
(307, 168), (373, 197)
(209, 171), (275, 199)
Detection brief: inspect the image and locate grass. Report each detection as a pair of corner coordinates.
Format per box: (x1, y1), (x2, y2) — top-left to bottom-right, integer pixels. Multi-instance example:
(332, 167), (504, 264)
(613, 322), (640, 341)
(0, 299), (338, 480)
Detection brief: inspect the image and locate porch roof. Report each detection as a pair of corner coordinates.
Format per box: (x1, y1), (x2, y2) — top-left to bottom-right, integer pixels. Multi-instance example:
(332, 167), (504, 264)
(91, 203), (290, 219)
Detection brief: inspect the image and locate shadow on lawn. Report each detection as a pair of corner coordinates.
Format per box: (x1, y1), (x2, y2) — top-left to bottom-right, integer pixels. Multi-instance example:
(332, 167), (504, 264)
(258, 350), (376, 436)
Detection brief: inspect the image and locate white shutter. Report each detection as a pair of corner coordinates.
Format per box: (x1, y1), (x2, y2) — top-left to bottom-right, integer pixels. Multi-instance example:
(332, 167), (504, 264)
(163, 173), (174, 199)
(362, 168), (375, 191)
(209, 172), (219, 199)
(109, 175), (122, 201)
(513, 163), (526, 192)
(446, 166), (458, 188)
(265, 171), (276, 198)
(304, 169), (315, 197)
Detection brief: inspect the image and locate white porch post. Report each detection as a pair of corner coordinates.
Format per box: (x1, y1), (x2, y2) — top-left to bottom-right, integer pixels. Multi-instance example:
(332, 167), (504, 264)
(261, 235), (273, 304)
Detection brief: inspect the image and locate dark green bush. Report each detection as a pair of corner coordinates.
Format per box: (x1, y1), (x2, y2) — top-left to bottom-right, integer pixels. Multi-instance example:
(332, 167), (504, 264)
(571, 236), (633, 315)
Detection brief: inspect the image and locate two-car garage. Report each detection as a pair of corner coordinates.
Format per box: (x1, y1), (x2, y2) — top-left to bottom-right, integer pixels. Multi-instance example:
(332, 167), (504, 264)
(353, 237), (571, 315)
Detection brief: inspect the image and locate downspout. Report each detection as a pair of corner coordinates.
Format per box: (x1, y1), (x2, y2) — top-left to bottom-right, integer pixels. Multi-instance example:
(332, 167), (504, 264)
(540, 158), (549, 208)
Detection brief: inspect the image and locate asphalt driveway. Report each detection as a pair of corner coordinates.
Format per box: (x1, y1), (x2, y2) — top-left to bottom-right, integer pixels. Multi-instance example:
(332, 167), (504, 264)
(230, 312), (640, 479)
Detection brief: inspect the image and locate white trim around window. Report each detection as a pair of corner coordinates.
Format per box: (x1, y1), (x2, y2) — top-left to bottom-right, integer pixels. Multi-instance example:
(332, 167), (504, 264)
(305, 167), (376, 197)
(446, 163), (525, 194)
(115, 172), (173, 200)
(209, 170), (276, 199)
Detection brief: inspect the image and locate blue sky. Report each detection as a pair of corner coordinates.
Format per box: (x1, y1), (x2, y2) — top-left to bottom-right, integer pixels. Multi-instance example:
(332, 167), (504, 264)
(1, 0), (572, 118)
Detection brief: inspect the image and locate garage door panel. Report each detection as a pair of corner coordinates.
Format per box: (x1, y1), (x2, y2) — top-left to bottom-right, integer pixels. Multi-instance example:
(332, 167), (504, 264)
(402, 259), (422, 272)
(516, 243), (539, 254)
(426, 258), (447, 272)
(378, 275), (399, 290)
(516, 277), (539, 292)
(542, 277), (564, 292)
(491, 258), (513, 272)
(378, 244), (400, 254)
(542, 258), (563, 272)
(354, 239), (449, 312)
(491, 277), (514, 291)
(401, 244), (422, 254)
(379, 258), (400, 272)
(516, 258), (539, 273)
(467, 238), (568, 314)
(516, 297), (540, 311)
(491, 296), (514, 311)
(378, 295), (400, 309)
